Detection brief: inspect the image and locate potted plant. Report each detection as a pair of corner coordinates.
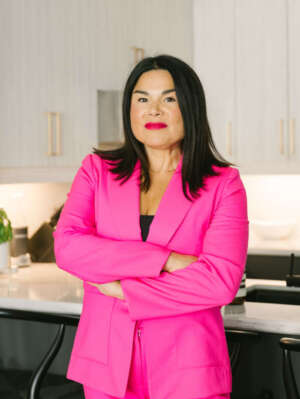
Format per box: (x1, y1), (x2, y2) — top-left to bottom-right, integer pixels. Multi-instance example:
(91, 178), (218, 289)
(0, 208), (13, 272)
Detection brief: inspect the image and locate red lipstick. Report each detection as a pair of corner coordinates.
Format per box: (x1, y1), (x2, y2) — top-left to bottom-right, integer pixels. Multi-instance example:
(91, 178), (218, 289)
(145, 122), (168, 130)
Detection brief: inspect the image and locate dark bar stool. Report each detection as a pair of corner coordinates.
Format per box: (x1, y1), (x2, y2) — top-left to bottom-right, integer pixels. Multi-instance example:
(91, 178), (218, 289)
(0, 308), (82, 399)
(225, 329), (261, 375)
(279, 337), (300, 399)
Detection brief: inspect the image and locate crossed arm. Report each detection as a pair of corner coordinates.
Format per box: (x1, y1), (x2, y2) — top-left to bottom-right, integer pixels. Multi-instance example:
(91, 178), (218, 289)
(87, 250), (197, 300)
(54, 154), (249, 320)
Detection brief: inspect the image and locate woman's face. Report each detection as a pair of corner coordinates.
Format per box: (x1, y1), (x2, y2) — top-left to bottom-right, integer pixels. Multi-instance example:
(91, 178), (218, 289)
(130, 69), (184, 152)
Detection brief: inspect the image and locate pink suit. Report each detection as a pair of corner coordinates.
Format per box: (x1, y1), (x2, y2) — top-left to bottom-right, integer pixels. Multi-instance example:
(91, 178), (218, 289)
(53, 153), (249, 399)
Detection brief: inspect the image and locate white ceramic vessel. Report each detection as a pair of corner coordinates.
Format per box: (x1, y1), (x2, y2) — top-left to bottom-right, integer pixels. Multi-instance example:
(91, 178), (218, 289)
(0, 241), (11, 272)
(252, 219), (296, 240)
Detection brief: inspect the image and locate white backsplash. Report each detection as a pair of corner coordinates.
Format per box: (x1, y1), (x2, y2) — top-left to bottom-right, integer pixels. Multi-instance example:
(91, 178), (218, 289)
(0, 183), (70, 236)
(242, 174), (300, 237)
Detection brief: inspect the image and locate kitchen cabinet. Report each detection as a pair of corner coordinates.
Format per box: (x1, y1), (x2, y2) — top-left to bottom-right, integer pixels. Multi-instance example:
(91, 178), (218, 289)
(0, 1), (97, 170)
(246, 253), (300, 280)
(235, 0), (288, 173)
(193, 0), (300, 174)
(193, 0), (236, 165)
(0, 0), (193, 182)
(288, 0), (300, 169)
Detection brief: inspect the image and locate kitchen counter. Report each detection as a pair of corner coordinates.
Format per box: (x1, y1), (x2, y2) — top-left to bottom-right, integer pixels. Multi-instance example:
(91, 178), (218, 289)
(248, 240), (300, 256)
(0, 263), (300, 336)
(222, 278), (300, 335)
(0, 262), (83, 315)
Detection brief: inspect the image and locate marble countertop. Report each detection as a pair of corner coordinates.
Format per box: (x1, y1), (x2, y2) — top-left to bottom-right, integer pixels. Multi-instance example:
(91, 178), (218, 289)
(0, 262), (83, 315)
(222, 278), (300, 335)
(0, 263), (300, 336)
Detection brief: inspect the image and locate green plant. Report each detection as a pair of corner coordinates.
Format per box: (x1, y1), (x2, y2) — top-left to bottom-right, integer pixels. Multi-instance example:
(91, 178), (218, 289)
(0, 208), (13, 244)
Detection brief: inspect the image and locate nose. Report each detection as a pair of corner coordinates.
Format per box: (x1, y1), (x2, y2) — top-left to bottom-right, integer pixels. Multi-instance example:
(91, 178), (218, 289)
(148, 102), (162, 116)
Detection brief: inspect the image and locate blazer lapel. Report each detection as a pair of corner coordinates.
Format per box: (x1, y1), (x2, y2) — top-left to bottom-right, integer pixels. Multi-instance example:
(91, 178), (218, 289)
(109, 153), (195, 247)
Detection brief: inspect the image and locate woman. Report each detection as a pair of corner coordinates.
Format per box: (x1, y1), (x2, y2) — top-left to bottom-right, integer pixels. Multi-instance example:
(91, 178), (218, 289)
(53, 54), (249, 399)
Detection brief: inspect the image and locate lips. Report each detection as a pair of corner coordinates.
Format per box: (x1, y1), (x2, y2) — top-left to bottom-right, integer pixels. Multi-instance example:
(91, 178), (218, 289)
(145, 122), (168, 129)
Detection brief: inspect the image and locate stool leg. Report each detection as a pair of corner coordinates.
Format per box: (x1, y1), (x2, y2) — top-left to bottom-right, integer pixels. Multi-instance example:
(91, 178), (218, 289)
(230, 342), (241, 375)
(281, 347), (300, 399)
(26, 324), (66, 399)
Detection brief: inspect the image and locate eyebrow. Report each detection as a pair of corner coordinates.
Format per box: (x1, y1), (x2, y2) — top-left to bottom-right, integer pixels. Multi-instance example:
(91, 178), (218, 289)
(132, 89), (176, 95)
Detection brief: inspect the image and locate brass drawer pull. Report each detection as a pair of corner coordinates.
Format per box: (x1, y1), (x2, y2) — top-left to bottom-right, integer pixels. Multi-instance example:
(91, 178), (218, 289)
(45, 112), (61, 156)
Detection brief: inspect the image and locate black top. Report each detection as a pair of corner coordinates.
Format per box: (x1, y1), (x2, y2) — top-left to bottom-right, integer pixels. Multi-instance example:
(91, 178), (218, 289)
(140, 214), (154, 241)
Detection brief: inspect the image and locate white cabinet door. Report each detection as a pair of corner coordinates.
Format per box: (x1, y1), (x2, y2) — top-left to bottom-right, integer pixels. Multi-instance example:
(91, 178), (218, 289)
(0, 0), (97, 169)
(288, 0), (300, 170)
(193, 0), (236, 165)
(38, 0), (97, 167)
(236, 0), (288, 173)
(0, 0), (49, 168)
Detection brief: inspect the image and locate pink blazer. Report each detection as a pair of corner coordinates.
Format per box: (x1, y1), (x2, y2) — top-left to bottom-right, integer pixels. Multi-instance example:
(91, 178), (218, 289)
(53, 152), (249, 399)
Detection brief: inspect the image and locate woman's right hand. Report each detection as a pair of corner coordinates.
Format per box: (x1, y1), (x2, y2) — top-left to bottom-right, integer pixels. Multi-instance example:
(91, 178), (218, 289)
(162, 251), (198, 273)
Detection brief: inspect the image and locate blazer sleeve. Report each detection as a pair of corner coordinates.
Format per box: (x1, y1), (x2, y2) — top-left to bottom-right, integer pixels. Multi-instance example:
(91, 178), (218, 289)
(53, 154), (171, 283)
(120, 168), (249, 320)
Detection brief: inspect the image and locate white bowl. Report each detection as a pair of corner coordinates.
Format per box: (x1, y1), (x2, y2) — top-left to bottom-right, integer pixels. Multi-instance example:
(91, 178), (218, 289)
(251, 219), (296, 240)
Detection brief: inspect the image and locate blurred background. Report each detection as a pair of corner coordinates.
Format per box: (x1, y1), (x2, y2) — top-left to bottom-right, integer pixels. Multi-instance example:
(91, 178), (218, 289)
(0, 1), (300, 398)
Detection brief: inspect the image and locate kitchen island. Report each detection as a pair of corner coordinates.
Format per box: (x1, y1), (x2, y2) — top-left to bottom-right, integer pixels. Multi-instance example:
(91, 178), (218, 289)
(1, 263), (299, 399)
(0, 262), (300, 335)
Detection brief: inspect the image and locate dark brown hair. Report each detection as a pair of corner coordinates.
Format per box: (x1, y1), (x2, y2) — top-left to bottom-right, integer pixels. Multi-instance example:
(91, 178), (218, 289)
(92, 54), (235, 201)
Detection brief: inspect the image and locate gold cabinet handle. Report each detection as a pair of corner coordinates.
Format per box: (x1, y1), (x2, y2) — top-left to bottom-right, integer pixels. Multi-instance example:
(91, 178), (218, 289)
(55, 112), (61, 155)
(289, 118), (295, 156)
(226, 121), (232, 156)
(45, 112), (62, 156)
(46, 112), (55, 156)
(130, 46), (145, 65)
(279, 119), (285, 155)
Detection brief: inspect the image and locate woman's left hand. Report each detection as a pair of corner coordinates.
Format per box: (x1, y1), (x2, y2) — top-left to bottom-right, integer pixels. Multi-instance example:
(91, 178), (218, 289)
(87, 280), (125, 300)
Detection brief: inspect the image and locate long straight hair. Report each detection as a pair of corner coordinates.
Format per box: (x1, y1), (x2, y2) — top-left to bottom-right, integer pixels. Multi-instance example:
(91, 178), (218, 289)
(92, 54), (235, 201)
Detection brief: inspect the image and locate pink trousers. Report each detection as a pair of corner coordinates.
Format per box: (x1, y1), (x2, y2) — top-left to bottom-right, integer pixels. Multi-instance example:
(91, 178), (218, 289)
(83, 320), (230, 399)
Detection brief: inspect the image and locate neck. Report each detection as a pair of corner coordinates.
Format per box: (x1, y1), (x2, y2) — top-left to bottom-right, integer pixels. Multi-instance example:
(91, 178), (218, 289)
(145, 148), (182, 173)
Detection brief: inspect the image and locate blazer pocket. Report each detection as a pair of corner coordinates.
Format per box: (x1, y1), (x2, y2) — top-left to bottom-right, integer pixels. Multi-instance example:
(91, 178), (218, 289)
(175, 325), (219, 369)
(72, 291), (115, 365)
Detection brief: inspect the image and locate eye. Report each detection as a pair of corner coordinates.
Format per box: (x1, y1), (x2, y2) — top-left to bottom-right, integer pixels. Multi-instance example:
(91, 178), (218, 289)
(137, 97), (147, 102)
(165, 96), (176, 102)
